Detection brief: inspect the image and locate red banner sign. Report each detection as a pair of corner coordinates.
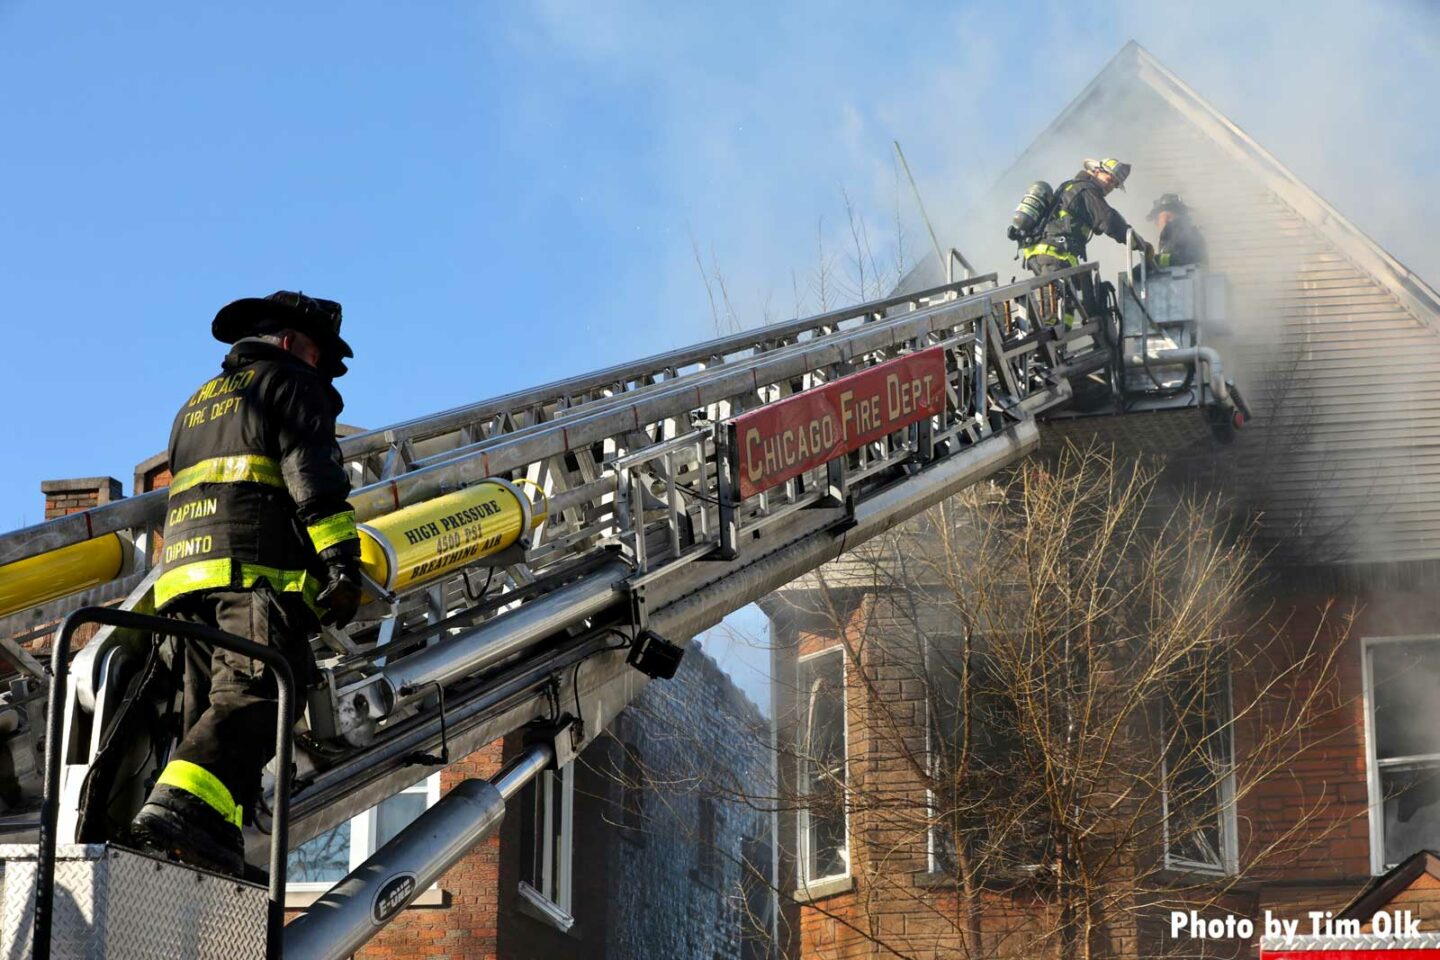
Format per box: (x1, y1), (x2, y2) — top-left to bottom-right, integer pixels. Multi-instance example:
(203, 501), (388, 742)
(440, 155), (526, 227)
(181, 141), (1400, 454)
(729, 347), (947, 499)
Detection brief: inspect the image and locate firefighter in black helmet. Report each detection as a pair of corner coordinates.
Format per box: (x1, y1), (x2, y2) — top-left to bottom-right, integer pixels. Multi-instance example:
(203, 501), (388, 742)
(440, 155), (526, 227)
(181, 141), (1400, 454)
(129, 291), (362, 876)
(1147, 193), (1207, 268)
(1021, 158), (1151, 323)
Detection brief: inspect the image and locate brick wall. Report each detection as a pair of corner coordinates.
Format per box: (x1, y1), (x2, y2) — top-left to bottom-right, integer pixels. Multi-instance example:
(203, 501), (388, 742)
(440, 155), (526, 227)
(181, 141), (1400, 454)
(602, 640), (774, 960)
(281, 643), (773, 960)
(1359, 871), (1440, 931)
(281, 740), (505, 959)
(767, 570), (1436, 960)
(40, 476), (123, 519)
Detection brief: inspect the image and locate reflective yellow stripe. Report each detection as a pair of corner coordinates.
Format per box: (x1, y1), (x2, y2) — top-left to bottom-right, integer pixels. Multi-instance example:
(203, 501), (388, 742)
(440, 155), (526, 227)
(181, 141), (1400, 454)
(155, 559), (320, 610)
(155, 558), (233, 608)
(157, 759), (242, 828)
(307, 511), (358, 554)
(1158, 252), (1172, 267)
(1020, 243), (1079, 266)
(169, 455), (284, 496)
(238, 563), (320, 607)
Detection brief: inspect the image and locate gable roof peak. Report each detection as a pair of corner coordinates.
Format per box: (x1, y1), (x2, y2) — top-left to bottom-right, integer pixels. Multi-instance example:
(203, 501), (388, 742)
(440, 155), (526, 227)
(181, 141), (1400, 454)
(1014, 41), (1440, 327)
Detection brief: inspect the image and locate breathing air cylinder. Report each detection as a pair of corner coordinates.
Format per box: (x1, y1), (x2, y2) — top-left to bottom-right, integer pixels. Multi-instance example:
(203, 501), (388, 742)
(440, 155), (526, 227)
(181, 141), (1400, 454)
(0, 534), (131, 619)
(1007, 181), (1054, 242)
(357, 478), (544, 596)
(0, 481), (544, 620)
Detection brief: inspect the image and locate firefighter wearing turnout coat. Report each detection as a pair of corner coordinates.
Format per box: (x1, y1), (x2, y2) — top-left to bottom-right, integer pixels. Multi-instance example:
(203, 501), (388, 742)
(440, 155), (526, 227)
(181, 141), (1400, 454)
(1148, 193), (1207, 269)
(129, 291), (363, 876)
(1021, 158), (1151, 324)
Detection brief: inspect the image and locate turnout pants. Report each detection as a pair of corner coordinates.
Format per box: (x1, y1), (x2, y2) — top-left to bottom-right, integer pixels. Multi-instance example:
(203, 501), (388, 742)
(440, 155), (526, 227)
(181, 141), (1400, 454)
(164, 587), (316, 821)
(1026, 254), (1100, 324)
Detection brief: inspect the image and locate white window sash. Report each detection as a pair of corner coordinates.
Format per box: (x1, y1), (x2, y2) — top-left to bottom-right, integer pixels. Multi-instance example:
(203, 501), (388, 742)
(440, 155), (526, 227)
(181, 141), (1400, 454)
(518, 762), (575, 928)
(287, 773), (441, 893)
(797, 646), (849, 886)
(1362, 634), (1440, 875)
(1161, 666), (1238, 875)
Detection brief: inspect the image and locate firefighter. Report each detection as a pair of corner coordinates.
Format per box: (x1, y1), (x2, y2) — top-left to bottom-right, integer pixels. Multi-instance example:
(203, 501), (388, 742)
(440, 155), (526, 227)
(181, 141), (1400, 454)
(1147, 193), (1207, 268)
(1021, 157), (1151, 325)
(129, 291), (362, 876)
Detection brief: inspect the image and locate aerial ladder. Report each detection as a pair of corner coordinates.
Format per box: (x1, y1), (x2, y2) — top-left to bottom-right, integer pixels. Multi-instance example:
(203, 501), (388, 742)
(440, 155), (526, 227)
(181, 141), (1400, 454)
(0, 257), (1246, 959)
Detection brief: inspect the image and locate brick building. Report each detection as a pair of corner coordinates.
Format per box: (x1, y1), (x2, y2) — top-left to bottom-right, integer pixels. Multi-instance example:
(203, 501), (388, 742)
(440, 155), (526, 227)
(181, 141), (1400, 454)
(763, 43), (1440, 959)
(29, 474), (777, 959)
(285, 634), (774, 960)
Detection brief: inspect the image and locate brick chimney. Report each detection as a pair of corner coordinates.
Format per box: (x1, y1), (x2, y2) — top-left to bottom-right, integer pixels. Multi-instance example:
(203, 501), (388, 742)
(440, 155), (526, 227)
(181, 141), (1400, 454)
(133, 452), (171, 494)
(41, 477), (124, 520)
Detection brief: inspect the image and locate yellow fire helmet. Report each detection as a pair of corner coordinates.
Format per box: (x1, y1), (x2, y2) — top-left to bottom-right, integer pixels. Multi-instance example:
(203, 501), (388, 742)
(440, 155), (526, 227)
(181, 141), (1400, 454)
(1084, 157), (1132, 190)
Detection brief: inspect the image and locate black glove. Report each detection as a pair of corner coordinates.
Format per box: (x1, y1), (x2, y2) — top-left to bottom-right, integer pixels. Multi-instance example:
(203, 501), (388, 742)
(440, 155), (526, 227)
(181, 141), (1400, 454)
(1130, 234), (1156, 264)
(317, 563), (362, 628)
(316, 542), (363, 628)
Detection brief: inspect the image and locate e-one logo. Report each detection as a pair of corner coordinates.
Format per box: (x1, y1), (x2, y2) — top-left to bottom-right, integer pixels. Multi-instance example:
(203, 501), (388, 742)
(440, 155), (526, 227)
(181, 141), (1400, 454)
(372, 873), (417, 925)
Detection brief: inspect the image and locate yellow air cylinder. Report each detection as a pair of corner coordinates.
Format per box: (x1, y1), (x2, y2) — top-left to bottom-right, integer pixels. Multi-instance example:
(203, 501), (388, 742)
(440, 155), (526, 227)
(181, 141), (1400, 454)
(0, 533), (127, 618)
(358, 478), (542, 595)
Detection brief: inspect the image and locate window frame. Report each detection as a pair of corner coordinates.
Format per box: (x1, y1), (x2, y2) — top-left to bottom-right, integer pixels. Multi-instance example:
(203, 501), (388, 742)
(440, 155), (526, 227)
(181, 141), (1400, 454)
(1362, 633), (1440, 875)
(694, 796), (719, 886)
(286, 772), (442, 900)
(924, 634), (1024, 878)
(923, 636), (963, 876)
(517, 760), (576, 931)
(1159, 661), (1238, 876)
(796, 645), (850, 889)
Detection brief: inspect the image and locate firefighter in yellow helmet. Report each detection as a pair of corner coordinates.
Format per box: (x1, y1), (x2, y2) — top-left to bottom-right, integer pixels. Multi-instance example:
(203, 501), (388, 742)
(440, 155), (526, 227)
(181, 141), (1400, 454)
(1020, 158), (1152, 324)
(128, 291), (362, 876)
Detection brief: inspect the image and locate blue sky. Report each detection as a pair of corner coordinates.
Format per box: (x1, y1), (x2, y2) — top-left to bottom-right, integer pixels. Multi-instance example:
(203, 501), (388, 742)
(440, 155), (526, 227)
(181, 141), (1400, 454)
(1, 1), (1436, 707)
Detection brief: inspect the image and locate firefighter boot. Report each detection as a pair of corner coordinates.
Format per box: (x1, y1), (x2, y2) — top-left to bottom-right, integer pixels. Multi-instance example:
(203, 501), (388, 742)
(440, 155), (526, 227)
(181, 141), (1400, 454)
(129, 783), (245, 876)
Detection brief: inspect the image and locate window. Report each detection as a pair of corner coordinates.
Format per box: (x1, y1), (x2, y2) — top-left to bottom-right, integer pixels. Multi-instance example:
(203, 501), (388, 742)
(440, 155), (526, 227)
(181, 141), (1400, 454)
(797, 647), (848, 885)
(287, 774), (441, 898)
(924, 638), (1038, 877)
(1365, 636), (1440, 873)
(1161, 662), (1237, 874)
(926, 641), (965, 876)
(695, 797), (718, 885)
(517, 761), (575, 930)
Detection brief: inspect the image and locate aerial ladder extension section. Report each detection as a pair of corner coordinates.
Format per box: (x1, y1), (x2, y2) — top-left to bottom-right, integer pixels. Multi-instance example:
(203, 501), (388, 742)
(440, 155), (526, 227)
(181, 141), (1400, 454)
(0, 260), (1244, 958)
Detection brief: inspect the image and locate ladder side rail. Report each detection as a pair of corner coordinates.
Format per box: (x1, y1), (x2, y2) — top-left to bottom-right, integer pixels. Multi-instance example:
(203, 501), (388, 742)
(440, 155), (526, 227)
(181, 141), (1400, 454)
(351, 283), (1032, 523)
(290, 279), (1040, 693)
(0, 278), (994, 569)
(397, 291), (984, 475)
(310, 314), (997, 747)
(351, 311), (991, 694)
(330, 275), (994, 463)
